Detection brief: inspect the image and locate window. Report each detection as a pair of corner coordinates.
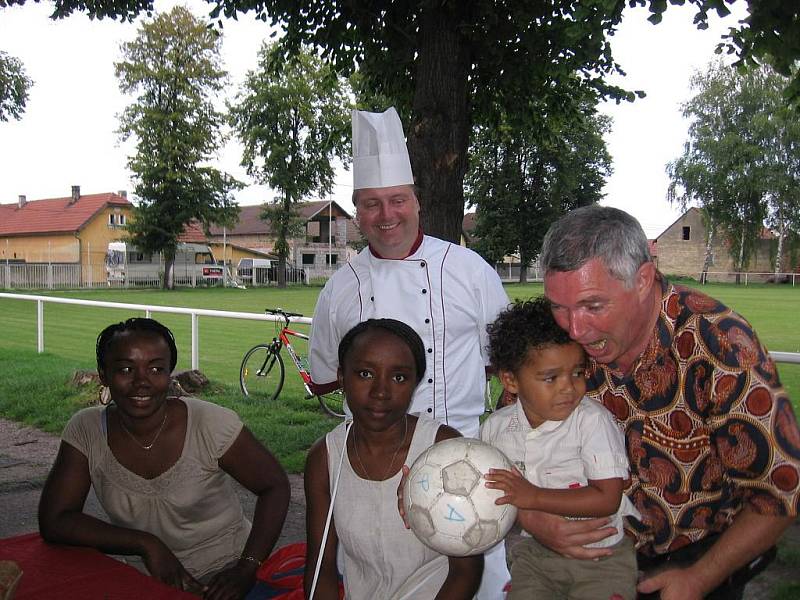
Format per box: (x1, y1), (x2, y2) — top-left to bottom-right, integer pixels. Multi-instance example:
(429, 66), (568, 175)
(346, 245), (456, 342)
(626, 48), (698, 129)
(302, 253), (315, 265)
(682, 226), (691, 240)
(326, 254), (338, 265)
(108, 213), (127, 227)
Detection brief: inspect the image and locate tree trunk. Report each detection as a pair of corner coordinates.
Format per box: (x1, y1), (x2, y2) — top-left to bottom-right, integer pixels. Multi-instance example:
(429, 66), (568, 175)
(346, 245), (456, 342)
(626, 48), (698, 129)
(774, 217), (785, 279)
(735, 226), (745, 285)
(702, 218), (715, 284)
(163, 251), (175, 290)
(519, 251), (529, 284)
(277, 254), (287, 288)
(407, 2), (471, 244)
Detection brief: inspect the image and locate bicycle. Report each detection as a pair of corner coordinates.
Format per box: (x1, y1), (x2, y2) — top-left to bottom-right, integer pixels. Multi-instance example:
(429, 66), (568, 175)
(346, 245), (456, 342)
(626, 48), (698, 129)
(240, 308), (345, 418)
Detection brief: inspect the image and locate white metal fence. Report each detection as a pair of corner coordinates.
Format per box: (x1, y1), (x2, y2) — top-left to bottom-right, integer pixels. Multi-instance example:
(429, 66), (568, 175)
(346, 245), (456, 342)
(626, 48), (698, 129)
(493, 263), (543, 283)
(1, 263), (88, 289)
(0, 292), (312, 370)
(698, 271), (798, 285)
(0, 263), (310, 290)
(1, 292), (798, 370)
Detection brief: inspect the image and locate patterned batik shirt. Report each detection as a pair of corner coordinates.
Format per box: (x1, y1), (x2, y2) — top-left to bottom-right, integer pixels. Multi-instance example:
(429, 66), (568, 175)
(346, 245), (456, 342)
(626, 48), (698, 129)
(585, 277), (800, 557)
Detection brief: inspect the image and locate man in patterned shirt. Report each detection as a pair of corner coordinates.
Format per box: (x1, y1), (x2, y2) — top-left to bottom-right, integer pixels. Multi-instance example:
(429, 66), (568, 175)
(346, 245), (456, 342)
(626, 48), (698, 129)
(521, 204), (799, 600)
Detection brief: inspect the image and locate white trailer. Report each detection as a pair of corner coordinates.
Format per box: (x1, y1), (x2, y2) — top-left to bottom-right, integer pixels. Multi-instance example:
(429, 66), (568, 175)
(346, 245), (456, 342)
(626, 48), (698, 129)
(105, 241), (219, 286)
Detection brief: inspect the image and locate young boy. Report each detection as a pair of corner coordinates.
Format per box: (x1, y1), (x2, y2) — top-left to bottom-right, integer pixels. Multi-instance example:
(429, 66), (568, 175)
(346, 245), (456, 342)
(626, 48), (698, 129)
(481, 297), (640, 600)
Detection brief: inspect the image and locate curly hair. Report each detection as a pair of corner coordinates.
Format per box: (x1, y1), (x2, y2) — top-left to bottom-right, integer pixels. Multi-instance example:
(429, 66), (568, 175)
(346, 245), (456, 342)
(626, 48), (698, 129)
(487, 297), (574, 373)
(338, 319), (427, 384)
(96, 317), (178, 373)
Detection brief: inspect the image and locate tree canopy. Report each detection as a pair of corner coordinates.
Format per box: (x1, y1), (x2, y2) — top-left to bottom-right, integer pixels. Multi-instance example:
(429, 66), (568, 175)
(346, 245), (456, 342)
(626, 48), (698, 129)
(14, 0), (800, 242)
(228, 43), (351, 286)
(667, 60), (800, 278)
(0, 50), (33, 122)
(116, 5), (239, 288)
(467, 86), (612, 282)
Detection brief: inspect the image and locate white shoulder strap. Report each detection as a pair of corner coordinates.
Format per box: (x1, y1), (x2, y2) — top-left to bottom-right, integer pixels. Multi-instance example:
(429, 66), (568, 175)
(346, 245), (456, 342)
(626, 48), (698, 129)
(309, 419), (353, 599)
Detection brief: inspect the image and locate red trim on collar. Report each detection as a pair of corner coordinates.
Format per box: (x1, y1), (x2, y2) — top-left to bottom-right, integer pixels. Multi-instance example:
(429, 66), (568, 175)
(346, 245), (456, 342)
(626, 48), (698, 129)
(368, 228), (424, 259)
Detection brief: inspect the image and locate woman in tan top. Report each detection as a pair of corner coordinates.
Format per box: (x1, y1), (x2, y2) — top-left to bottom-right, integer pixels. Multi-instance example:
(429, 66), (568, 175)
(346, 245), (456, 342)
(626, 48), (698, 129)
(38, 318), (290, 599)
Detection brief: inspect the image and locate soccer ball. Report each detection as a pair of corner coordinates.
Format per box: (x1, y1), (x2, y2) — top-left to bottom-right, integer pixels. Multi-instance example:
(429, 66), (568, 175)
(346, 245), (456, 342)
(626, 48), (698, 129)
(402, 437), (517, 556)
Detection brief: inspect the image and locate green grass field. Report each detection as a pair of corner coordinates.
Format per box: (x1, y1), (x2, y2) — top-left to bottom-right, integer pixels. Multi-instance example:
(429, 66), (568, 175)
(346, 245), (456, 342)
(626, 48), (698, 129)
(0, 280), (798, 472)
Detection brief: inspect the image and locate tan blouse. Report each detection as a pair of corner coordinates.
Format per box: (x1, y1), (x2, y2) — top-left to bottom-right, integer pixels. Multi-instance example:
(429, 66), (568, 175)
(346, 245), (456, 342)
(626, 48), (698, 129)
(62, 397), (251, 578)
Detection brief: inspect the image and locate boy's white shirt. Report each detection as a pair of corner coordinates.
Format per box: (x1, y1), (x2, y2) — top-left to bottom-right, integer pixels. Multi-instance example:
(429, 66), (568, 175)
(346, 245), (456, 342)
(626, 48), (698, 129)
(480, 396), (641, 548)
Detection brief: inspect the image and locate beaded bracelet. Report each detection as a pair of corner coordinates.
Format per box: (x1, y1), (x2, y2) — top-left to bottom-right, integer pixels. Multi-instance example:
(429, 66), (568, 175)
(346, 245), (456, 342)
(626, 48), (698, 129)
(240, 554), (262, 568)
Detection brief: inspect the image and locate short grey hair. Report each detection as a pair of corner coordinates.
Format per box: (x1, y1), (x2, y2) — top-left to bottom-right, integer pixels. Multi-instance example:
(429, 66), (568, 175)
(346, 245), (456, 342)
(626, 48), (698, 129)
(540, 205), (652, 286)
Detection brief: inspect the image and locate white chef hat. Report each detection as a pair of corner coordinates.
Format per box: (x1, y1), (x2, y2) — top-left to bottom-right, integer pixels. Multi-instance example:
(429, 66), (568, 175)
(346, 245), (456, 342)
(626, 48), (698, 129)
(352, 107), (414, 190)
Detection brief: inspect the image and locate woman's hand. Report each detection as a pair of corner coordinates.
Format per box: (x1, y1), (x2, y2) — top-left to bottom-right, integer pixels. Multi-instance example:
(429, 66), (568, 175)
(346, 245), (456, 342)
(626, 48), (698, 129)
(202, 561), (259, 600)
(396, 464), (411, 528)
(141, 535), (204, 594)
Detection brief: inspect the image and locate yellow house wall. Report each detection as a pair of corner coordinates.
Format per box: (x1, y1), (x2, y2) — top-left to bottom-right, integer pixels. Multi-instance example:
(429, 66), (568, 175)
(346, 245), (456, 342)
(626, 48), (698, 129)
(77, 205), (134, 284)
(208, 234), (274, 250)
(208, 243), (271, 266)
(0, 205), (133, 285)
(0, 233), (79, 263)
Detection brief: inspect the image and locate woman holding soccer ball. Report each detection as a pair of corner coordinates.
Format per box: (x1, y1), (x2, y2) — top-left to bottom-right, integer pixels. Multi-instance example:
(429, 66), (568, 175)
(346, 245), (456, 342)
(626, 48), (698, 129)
(303, 319), (484, 599)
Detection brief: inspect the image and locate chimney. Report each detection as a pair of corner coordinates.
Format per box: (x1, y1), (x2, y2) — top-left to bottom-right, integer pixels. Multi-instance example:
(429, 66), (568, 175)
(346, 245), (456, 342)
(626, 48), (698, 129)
(18, 195), (26, 208)
(118, 190), (128, 199)
(71, 185), (80, 204)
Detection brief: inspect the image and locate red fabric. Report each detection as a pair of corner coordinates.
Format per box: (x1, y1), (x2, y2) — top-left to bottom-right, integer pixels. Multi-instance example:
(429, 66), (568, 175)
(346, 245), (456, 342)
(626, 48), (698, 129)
(0, 533), (195, 599)
(257, 543), (343, 599)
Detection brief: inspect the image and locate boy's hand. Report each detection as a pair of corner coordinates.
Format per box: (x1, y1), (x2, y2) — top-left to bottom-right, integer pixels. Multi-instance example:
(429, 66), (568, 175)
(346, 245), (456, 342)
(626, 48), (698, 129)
(484, 467), (540, 510)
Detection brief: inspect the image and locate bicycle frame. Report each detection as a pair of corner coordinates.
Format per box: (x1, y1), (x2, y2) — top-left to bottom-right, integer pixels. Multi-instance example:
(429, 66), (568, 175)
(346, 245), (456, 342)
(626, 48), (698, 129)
(276, 327), (315, 398)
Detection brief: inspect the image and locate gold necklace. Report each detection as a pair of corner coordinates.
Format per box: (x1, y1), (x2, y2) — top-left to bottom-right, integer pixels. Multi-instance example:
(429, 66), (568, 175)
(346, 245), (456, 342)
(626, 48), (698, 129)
(352, 416), (408, 481)
(118, 407), (168, 451)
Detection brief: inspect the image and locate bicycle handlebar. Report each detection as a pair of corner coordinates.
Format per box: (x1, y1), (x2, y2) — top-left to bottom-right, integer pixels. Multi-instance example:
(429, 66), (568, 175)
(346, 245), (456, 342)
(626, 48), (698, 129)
(265, 308), (304, 321)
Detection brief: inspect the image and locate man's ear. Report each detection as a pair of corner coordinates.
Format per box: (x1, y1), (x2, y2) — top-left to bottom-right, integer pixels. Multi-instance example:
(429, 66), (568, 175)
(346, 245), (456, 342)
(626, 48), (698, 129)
(498, 369), (519, 395)
(636, 261), (656, 299)
(337, 367), (344, 389)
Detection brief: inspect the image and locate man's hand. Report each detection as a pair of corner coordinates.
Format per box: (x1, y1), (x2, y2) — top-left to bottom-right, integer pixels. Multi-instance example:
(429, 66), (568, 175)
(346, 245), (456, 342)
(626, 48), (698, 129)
(637, 566), (705, 600)
(517, 509), (615, 560)
(397, 464), (411, 529)
(485, 468), (539, 509)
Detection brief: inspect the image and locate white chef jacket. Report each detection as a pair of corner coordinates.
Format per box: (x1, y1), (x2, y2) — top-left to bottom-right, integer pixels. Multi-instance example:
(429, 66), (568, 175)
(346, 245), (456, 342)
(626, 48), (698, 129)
(480, 397), (641, 548)
(309, 235), (509, 437)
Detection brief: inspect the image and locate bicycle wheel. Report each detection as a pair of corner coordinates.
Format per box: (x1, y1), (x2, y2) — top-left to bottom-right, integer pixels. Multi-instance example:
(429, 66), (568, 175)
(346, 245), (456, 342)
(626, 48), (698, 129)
(317, 390), (346, 418)
(240, 344), (285, 401)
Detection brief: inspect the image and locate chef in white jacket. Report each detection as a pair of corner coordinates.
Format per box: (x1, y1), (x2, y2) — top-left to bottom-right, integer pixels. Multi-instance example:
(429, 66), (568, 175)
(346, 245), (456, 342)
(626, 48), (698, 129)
(309, 106), (510, 599)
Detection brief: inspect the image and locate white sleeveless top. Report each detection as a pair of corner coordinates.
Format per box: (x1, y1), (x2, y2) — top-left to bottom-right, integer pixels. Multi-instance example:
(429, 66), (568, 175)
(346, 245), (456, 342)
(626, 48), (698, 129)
(326, 416), (449, 599)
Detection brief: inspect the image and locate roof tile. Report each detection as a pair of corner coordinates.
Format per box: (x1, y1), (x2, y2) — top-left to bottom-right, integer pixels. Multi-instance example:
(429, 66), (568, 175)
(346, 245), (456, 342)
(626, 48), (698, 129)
(0, 192), (131, 236)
